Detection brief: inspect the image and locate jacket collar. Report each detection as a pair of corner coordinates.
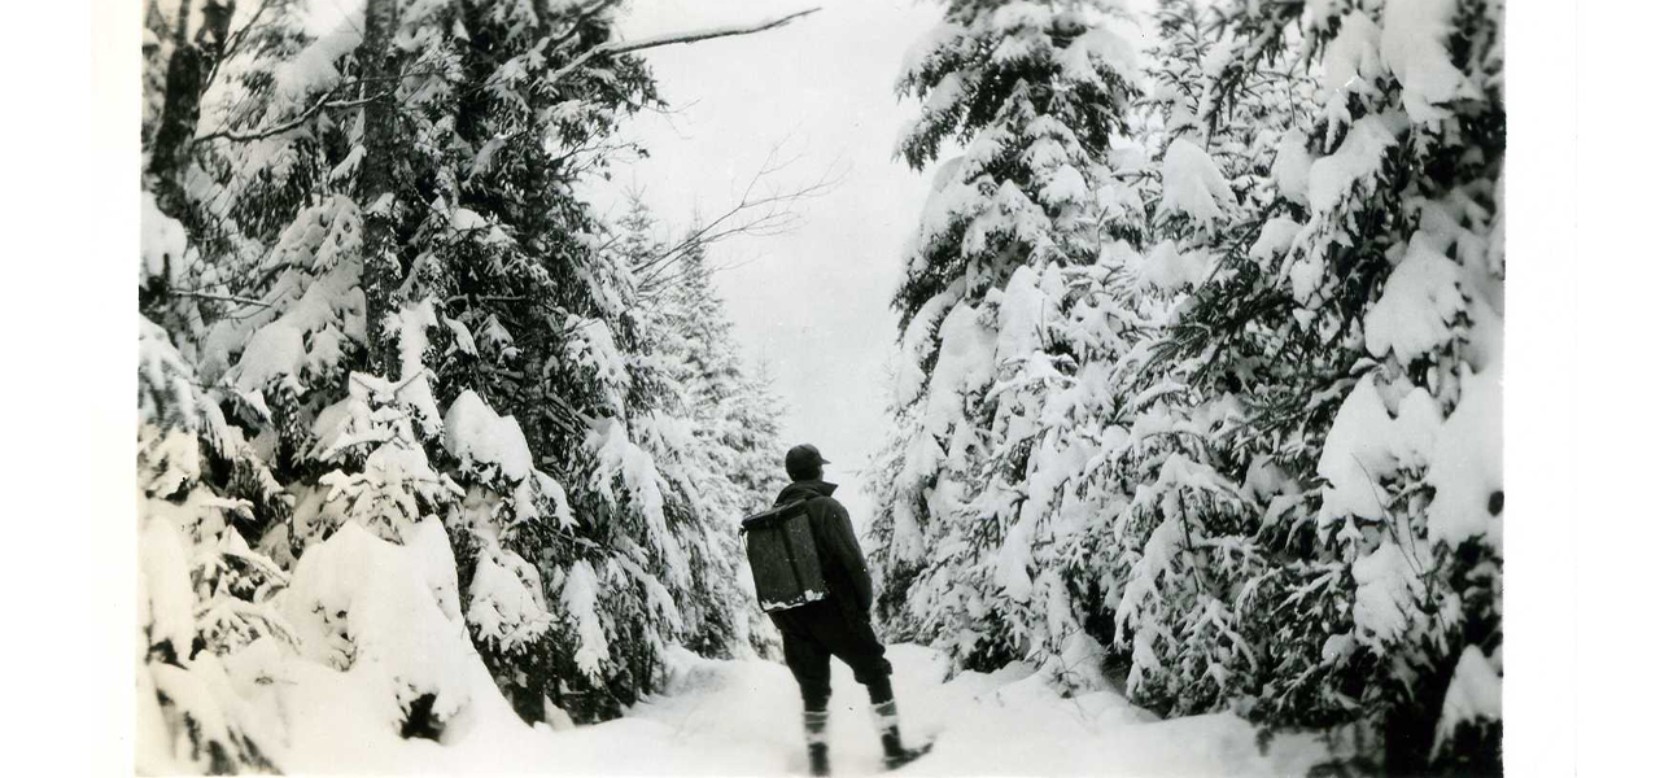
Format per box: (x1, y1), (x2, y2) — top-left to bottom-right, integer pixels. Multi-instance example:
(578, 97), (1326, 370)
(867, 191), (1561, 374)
(777, 479), (838, 505)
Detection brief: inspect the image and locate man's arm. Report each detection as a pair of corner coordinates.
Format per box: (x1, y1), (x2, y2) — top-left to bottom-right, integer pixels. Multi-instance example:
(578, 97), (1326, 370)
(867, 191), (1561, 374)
(820, 499), (873, 613)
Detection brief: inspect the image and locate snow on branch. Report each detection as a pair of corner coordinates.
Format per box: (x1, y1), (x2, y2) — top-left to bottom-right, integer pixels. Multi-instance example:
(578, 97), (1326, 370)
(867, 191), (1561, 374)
(192, 88), (389, 146)
(167, 287), (275, 308)
(601, 7), (821, 54)
(192, 7), (818, 147)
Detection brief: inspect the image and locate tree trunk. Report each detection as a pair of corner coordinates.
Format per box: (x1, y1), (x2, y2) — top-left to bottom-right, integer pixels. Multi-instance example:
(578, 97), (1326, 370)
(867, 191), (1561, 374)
(358, 0), (403, 377)
(147, 0), (199, 215)
(142, 0), (199, 320)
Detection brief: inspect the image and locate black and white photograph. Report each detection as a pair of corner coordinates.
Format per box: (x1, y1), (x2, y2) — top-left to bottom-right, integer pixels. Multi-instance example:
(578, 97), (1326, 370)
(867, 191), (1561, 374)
(25, 0), (1590, 774)
(124, 0), (1508, 774)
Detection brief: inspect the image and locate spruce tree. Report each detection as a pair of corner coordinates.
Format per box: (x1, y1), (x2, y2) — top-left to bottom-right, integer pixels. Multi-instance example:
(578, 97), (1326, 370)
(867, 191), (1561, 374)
(869, 0), (1141, 676)
(1099, 0), (1316, 717)
(868, 1), (1503, 771)
(1112, 0), (1505, 771)
(621, 196), (788, 659)
(137, 0), (808, 766)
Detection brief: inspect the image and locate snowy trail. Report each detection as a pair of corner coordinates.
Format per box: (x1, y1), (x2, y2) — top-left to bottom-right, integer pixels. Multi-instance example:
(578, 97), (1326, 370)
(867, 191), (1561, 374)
(286, 642), (1331, 776)
(607, 644), (1329, 776)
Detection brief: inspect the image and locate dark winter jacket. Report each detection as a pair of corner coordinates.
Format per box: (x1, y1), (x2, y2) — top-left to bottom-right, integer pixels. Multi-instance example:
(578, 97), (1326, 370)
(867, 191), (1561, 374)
(773, 480), (873, 614)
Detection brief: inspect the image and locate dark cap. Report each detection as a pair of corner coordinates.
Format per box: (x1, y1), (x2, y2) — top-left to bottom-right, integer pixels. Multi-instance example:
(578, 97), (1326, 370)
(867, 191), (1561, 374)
(785, 444), (830, 480)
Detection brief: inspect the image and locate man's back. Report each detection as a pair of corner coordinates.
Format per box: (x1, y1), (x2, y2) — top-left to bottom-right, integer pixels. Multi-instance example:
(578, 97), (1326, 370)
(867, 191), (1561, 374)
(772, 479), (872, 616)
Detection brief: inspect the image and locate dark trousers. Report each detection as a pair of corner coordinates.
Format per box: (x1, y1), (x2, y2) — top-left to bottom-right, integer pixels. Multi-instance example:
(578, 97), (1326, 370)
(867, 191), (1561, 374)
(770, 600), (893, 711)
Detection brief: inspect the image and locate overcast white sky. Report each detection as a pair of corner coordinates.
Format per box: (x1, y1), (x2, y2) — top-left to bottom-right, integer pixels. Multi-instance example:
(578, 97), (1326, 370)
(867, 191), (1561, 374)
(595, 0), (946, 528)
(594, 1), (1157, 531)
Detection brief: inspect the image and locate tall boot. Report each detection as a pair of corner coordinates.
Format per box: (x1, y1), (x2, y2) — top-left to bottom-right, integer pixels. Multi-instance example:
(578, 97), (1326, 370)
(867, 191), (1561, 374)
(804, 709), (830, 776)
(872, 699), (931, 770)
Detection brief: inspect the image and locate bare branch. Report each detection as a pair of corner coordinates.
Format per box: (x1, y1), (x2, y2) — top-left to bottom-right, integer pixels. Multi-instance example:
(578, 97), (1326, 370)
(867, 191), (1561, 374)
(544, 7), (821, 88)
(629, 143), (843, 293)
(550, 137), (647, 174)
(602, 7), (820, 54)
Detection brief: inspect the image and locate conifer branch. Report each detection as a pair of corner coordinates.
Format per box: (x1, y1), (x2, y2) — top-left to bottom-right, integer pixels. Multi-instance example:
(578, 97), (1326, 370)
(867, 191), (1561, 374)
(193, 89), (390, 145)
(168, 288), (274, 308)
(544, 0), (626, 54)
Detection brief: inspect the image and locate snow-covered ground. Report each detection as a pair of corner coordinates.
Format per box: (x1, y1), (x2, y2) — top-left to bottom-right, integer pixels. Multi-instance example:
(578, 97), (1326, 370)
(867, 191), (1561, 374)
(273, 642), (1328, 776)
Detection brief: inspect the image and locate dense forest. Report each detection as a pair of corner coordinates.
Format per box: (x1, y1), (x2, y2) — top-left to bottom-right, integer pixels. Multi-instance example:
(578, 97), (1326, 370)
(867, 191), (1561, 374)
(136, 0), (1501, 774)
(865, 0), (1502, 774)
(139, 0), (791, 770)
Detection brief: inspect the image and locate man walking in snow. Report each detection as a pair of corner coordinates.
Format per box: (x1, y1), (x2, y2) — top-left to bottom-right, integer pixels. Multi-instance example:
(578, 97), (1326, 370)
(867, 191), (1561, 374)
(770, 443), (928, 776)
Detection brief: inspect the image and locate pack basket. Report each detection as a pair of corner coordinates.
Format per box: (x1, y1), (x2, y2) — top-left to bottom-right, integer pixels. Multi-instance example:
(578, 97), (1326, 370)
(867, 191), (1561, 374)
(740, 500), (828, 613)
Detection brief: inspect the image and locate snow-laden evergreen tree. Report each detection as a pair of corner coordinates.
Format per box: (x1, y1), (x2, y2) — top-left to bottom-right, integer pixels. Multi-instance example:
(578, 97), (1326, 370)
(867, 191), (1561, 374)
(139, 309), (288, 774)
(1106, 0), (1504, 773)
(1096, 0), (1318, 718)
(170, 0), (668, 726)
(867, 0), (1142, 680)
(616, 197), (789, 659)
(869, 0), (1502, 772)
(138, 0), (811, 769)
